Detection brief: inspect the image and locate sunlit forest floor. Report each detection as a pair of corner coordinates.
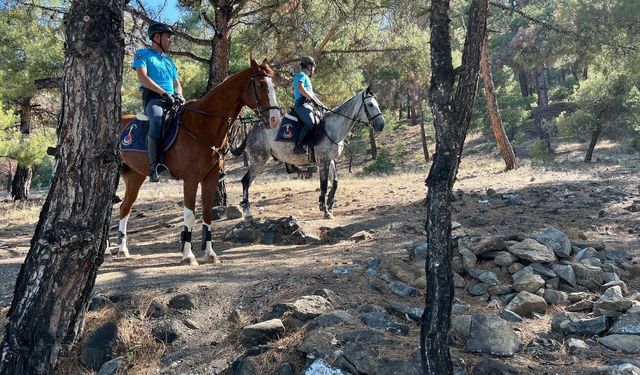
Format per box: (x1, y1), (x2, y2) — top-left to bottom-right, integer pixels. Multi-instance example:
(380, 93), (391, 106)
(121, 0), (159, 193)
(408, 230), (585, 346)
(1, 127), (639, 374)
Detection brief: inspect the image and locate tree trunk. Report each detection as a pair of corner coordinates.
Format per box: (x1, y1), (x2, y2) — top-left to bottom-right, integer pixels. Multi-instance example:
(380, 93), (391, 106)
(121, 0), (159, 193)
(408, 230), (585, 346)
(419, 104), (430, 162)
(206, 1), (235, 206)
(11, 98), (33, 200)
(480, 37), (518, 171)
(584, 122), (602, 163)
(516, 66), (529, 97)
(534, 68), (552, 151)
(0, 0), (124, 373)
(11, 166), (32, 200)
(369, 128), (378, 159)
(5, 160), (12, 193)
(421, 0), (488, 374)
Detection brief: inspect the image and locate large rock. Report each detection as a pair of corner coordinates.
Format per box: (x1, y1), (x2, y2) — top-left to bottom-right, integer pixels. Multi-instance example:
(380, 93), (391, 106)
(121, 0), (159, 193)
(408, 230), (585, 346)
(594, 286), (633, 316)
(552, 264), (577, 288)
(563, 315), (607, 336)
(599, 335), (640, 354)
(609, 313), (640, 335)
(470, 236), (507, 256)
(80, 321), (124, 370)
(494, 251), (518, 267)
(572, 263), (604, 291)
(531, 227), (572, 258)
(504, 291), (547, 317)
(507, 239), (557, 263)
(361, 312), (410, 335)
(513, 273), (545, 293)
(151, 320), (181, 344)
(240, 319), (285, 346)
(273, 295), (333, 321)
(308, 310), (358, 331)
(450, 315), (472, 345)
(470, 358), (521, 375)
(543, 289), (569, 305)
(571, 239), (605, 251)
(551, 312), (587, 334)
(467, 314), (518, 357)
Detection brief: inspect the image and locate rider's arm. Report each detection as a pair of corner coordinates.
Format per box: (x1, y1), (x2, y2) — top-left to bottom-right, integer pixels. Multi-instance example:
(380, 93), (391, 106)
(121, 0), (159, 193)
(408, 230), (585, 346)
(297, 81), (324, 107)
(173, 77), (183, 95)
(136, 67), (168, 95)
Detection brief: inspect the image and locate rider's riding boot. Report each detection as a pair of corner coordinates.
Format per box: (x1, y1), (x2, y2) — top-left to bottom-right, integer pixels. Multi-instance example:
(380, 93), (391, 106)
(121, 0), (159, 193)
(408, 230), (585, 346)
(294, 126), (310, 154)
(147, 136), (160, 183)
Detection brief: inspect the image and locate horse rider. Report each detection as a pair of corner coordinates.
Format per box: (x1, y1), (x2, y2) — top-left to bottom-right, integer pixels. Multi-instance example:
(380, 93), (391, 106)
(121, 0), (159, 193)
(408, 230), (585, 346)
(292, 56), (327, 154)
(132, 22), (186, 182)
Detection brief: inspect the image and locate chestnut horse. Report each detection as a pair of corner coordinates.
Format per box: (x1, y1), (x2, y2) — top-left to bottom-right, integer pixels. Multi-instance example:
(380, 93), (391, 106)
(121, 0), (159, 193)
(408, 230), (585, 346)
(117, 58), (281, 265)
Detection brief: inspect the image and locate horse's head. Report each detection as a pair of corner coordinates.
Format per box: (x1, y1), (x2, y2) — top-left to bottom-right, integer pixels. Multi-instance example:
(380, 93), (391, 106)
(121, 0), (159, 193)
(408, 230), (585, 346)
(357, 85), (385, 132)
(245, 58), (282, 128)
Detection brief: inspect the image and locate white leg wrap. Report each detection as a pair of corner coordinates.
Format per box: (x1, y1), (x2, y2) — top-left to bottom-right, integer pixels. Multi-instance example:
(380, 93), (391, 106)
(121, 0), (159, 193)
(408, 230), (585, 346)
(182, 208), (196, 261)
(117, 214), (130, 257)
(204, 223), (215, 257)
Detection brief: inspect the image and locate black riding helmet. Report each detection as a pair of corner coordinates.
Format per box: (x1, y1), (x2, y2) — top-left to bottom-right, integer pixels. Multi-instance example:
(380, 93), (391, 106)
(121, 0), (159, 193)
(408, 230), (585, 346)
(147, 22), (174, 40)
(300, 56), (316, 69)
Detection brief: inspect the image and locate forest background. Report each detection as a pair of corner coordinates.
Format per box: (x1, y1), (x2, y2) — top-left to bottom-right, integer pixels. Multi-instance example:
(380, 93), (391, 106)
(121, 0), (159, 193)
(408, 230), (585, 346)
(0, 0), (639, 197)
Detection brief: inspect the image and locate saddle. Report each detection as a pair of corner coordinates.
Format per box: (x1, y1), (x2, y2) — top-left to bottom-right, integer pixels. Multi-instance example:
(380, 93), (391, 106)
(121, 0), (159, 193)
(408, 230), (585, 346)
(119, 106), (182, 157)
(274, 107), (325, 146)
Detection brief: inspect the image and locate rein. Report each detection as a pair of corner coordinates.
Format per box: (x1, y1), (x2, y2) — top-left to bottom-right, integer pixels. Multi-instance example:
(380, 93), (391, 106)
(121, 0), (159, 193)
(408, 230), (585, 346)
(322, 92), (381, 146)
(176, 70), (280, 158)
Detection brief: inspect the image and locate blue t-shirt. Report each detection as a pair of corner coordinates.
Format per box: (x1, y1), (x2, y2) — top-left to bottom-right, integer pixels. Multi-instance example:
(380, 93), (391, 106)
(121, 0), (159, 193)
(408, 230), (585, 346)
(132, 48), (178, 94)
(293, 71), (312, 101)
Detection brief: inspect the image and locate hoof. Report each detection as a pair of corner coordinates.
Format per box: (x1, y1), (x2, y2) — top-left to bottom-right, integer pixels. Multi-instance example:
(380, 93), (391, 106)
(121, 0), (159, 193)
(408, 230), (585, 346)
(244, 214), (254, 221)
(116, 251), (130, 258)
(205, 254), (222, 265)
(180, 256), (199, 266)
(324, 212), (334, 219)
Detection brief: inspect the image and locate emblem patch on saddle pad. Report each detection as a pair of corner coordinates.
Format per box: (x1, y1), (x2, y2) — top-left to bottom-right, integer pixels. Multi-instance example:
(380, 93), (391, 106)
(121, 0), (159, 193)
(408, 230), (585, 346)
(119, 118), (180, 153)
(274, 113), (324, 145)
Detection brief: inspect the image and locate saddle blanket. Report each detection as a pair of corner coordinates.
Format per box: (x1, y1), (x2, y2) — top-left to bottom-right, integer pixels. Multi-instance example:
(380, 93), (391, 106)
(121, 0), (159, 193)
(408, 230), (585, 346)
(119, 118), (179, 153)
(274, 113), (324, 145)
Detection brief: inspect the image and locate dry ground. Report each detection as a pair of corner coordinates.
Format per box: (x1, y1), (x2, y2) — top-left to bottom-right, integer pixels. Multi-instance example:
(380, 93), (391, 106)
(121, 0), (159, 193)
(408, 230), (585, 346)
(1, 126), (640, 374)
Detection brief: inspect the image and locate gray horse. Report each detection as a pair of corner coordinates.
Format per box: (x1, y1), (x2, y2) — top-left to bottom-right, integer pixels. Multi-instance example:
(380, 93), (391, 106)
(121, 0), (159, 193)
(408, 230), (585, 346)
(237, 86), (386, 219)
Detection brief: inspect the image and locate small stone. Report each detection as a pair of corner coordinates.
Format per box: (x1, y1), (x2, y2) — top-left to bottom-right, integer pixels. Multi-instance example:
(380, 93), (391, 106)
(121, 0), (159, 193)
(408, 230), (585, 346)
(169, 294), (196, 310)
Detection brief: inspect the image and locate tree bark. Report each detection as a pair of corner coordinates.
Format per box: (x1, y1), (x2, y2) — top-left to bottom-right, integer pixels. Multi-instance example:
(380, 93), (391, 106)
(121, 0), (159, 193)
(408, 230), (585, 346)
(515, 65), (530, 97)
(206, 1), (234, 90)
(533, 68), (552, 151)
(584, 122), (602, 163)
(480, 37), (518, 171)
(11, 98), (33, 200)
(421, 0), (488, 374)
(419, 104), (430, 162)
(0, 0), (124, 373)
(369, 128), (378, 159)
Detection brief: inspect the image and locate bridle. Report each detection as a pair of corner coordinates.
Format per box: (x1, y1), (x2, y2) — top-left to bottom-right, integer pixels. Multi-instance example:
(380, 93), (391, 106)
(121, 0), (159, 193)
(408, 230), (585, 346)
(322, 91), (383, 146)
(242, 71), (283, 119)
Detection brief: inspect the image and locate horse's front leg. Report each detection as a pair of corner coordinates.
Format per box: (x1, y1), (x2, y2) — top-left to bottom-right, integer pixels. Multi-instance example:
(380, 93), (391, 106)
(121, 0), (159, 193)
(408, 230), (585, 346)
(180, 180), (199, 266)
(318, 162), (331, 219)
(326, 160), (339, 215)
(201, 171), (221, 264)
(117, 171), (146, 257)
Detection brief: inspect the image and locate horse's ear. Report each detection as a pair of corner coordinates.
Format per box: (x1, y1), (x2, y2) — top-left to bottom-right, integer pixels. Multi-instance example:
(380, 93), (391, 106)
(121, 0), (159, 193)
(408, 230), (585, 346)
(250, 58), (259, 70)
(262, 58), (268, 65)
(365, 85), (372, 94)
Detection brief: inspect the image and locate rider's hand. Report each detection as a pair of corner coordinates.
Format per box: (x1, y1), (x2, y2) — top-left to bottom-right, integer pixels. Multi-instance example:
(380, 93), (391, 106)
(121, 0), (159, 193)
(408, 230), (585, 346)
(161, 92), (175, 105)
(173, 93), (186, 105)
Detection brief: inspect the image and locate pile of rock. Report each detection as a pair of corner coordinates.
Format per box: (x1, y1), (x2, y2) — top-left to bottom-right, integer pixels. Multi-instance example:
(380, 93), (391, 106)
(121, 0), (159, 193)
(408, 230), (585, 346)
(426, 226), (639, 371)
(223, 216), (317, 245)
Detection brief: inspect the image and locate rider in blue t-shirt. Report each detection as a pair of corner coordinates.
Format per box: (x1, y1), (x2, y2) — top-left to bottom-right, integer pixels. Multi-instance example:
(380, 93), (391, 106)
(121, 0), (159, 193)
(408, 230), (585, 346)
(292, 56), (326, 154)
(132, 22), (185, 182)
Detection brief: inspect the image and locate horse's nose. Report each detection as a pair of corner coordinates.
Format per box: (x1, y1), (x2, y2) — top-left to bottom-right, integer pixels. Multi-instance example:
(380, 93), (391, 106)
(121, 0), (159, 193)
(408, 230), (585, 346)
(269, 115), (280, 128)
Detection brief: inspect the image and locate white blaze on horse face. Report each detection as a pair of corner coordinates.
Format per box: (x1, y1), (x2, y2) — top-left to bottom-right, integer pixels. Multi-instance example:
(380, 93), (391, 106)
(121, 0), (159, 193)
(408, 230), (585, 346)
(265, 77), (281, 128)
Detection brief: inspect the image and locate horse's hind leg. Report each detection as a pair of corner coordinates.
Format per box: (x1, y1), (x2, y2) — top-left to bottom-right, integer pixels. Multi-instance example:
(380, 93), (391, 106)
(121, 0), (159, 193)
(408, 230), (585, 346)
(318, 161), (332, 218)
(241, 148), (269, 220)
(180, 179), (199, 266)
(326, 160), (339, 216)
(117, 169), (146, 257)
(200, 171), (221, 264)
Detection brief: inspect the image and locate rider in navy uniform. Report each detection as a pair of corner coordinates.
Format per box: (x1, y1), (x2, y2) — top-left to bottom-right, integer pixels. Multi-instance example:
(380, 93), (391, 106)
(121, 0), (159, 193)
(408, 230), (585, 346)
(292, 56), (326, 154)
(133, 22), (185, 182)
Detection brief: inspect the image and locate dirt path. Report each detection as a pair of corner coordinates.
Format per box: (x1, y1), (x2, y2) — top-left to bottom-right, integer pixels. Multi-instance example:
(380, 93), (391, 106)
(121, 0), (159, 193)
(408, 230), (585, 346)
(1, 137), (640, 374)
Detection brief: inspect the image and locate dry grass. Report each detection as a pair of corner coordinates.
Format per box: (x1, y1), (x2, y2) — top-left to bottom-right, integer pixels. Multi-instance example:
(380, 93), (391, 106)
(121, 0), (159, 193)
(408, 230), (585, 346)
(0, 197), (45, 229)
